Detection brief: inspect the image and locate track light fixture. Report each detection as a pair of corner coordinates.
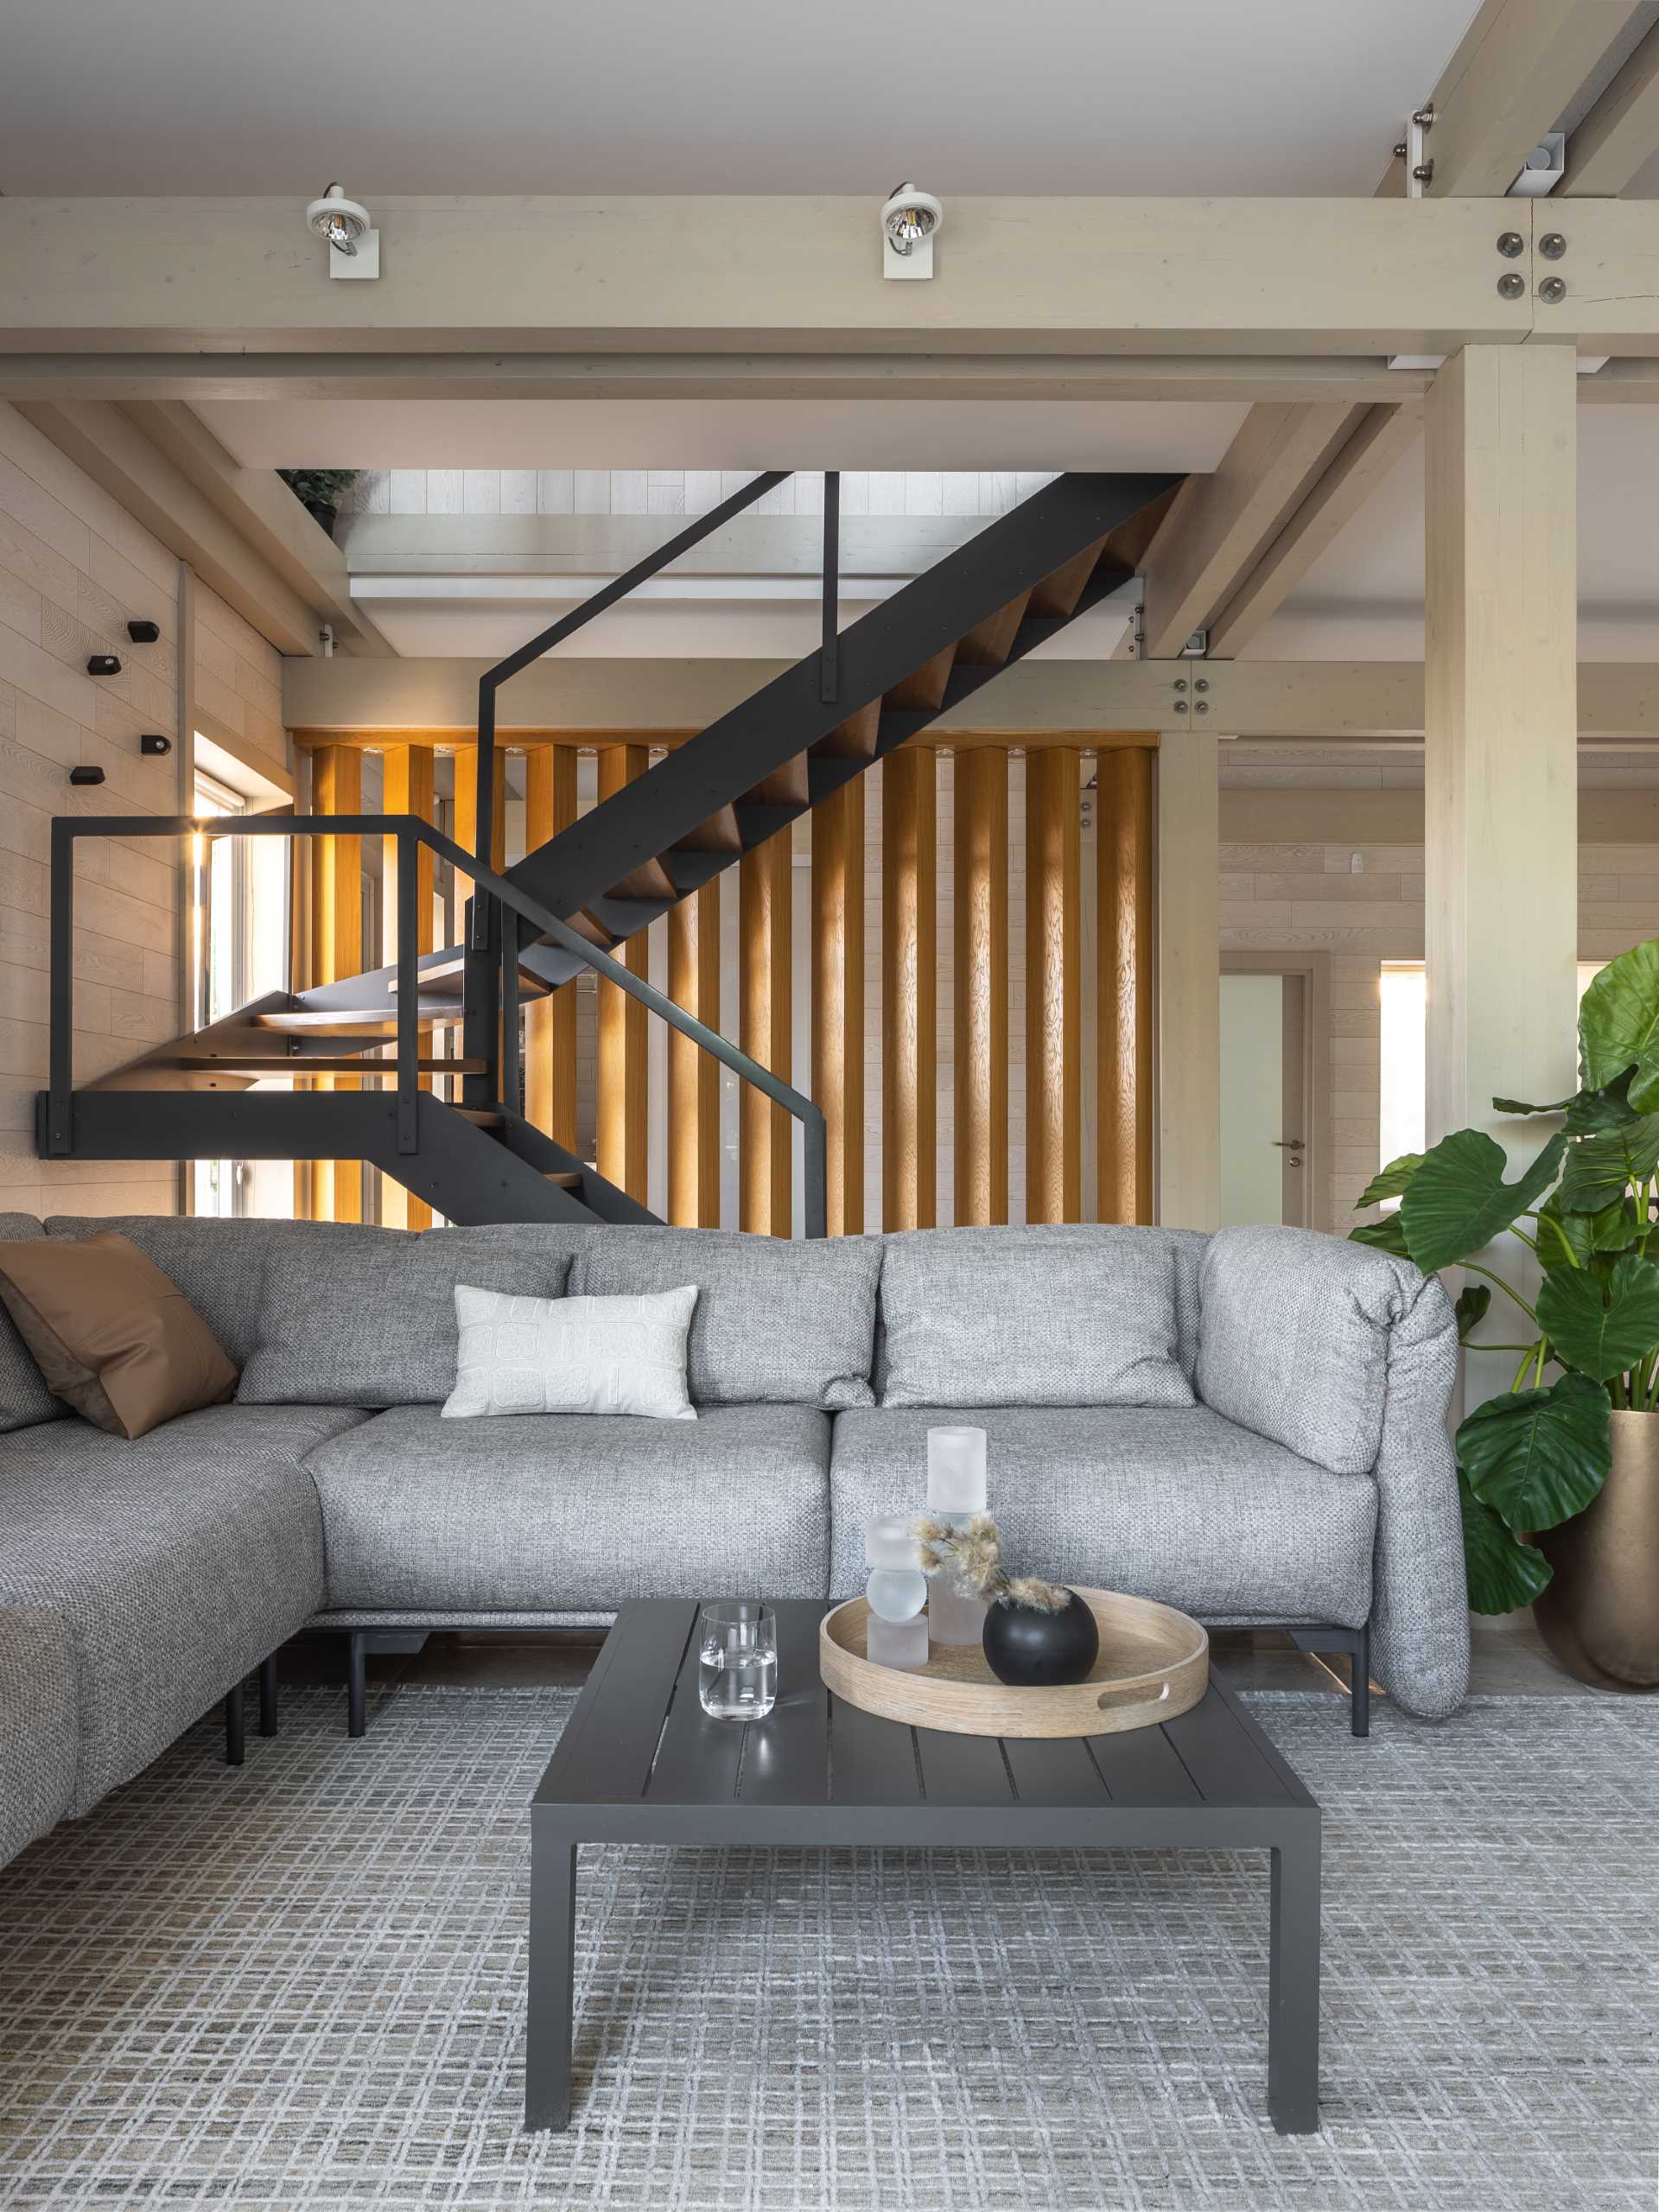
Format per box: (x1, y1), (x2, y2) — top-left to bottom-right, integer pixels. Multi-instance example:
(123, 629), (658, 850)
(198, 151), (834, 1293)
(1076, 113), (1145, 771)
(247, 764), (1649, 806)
(305, 183), (379, 279)
(881, 182), (942, 280)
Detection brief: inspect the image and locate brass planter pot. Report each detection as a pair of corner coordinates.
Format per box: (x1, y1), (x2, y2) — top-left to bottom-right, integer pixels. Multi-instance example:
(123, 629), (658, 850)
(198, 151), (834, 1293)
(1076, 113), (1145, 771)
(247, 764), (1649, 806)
(1535, 1408), (1659, 1689)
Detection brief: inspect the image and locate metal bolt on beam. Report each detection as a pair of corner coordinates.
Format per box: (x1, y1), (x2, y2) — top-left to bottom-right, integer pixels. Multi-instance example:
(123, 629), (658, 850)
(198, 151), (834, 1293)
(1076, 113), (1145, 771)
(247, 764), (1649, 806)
(1497, 272), (1526, 299)
(1538, 276), (1567, 305)
(1539, 232), (1566, 261)
(1497, 232), (1524, 258)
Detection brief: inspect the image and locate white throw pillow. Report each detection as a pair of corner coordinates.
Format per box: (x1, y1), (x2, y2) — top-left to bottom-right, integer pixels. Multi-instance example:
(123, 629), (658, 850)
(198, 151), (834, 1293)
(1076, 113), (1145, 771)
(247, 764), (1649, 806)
(442, 1282), (699, 1421)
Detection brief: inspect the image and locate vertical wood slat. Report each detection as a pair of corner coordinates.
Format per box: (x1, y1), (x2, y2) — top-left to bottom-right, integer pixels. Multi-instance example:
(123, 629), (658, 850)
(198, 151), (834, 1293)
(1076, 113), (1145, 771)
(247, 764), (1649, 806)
(524, 746), (579, 1149)
(810, 778), (865, 1236)
(739, 828), (792, 1236)
(380, 742), (436, 1230)
(311, 744), (363, 1224)
(882, 747), (937, 1231)
(1096, 746), (1155, 1224)
(953, 747), (1009, 1226)
(596, 745), (649, 1201)
(668, 880), (722, 1226)
(1026, 748), (1081, 1224)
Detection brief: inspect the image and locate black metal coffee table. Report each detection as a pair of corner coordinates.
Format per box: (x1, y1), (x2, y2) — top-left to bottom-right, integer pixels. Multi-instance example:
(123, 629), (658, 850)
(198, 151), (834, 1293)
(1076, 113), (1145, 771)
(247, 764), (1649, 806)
(527, 1598), (1321, 2135)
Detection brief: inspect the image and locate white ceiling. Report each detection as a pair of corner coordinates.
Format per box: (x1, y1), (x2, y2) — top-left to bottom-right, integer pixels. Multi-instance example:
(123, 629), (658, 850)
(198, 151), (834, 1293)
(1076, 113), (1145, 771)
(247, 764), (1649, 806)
(1, 2), (1476, 197)
(197, 399), (1250, 475)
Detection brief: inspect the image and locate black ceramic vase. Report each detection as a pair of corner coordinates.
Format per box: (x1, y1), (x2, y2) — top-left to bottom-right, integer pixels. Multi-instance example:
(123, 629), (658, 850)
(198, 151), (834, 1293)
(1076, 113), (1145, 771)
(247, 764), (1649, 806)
(982, 1592), (1100, 1688)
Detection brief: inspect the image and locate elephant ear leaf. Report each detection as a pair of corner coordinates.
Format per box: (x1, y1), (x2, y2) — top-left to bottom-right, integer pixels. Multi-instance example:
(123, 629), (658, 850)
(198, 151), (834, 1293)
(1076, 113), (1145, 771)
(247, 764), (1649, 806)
(1555, 1113), (1659, 1215)
(1349, 1213), (1408, 1256)
(1455, 1372), (1611, 1534)
(1565, 1074), (1640, 1135)
(1452, 1284), (1492, 1343)
(1579, 938), (1659, 1112)
(1459, 1471), (1555, 1614)
(1492, 1094), (1571, 1117)
(1354, 1154), (1426, 1208)
(1398, 1128), (1566, 1274)
(1537, 1195), (1641, 1267)
(1535, 1251), (1659, 1382)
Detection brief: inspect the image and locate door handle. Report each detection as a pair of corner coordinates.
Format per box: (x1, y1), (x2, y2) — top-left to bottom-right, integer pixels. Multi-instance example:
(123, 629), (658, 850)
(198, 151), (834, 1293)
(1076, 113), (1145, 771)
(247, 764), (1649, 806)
(1271, 1139), (1306, 1149)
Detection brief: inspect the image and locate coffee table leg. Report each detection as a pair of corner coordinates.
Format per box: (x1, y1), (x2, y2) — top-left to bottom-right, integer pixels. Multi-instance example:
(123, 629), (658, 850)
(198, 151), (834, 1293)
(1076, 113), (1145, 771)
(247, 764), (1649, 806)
(1268, 1821), (1320, 2134)
(526, 1829), (578, 2131)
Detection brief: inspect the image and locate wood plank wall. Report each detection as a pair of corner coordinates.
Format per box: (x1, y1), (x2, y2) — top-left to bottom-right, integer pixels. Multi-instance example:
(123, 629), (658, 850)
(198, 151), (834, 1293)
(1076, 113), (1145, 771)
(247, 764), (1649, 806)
(296, 732), (1155, 1235)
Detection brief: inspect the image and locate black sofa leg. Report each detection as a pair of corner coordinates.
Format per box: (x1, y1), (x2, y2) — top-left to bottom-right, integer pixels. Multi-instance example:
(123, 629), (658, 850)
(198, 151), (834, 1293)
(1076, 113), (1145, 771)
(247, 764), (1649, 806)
(347, 1631), (367, 1738)
(1351, 1624), (1371, 1738)
(224, 1681), (245, 1766)
(258, 1653), (279, 1738)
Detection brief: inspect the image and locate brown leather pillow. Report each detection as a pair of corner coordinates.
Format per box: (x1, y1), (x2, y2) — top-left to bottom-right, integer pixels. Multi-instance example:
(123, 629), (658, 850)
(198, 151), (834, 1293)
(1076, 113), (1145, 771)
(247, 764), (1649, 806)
(0, 1231), (238, 1440)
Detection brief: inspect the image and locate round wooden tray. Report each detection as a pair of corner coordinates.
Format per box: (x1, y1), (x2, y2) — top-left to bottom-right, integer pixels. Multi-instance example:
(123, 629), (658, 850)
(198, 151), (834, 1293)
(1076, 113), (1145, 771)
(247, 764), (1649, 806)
(819, 1589), (1208, 1739)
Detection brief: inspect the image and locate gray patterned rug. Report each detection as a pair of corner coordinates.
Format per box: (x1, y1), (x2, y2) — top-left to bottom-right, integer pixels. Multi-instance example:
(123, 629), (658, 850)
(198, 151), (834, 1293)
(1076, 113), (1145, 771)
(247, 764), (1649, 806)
(0, 1684), (1654, 2211)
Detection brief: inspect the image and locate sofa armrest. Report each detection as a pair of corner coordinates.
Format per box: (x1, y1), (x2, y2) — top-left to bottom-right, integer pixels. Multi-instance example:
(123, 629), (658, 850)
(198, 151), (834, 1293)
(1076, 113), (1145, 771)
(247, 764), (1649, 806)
(1196, 1225), (1468, 1719)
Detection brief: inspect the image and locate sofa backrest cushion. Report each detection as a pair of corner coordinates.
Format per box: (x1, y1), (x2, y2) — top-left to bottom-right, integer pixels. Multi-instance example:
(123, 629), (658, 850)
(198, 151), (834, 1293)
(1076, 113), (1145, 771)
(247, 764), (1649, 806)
(573, 1227), (880, 1409)
(0, 1215), (60, 1433)
(877, 1225), (1197, 1410)
(1195, 1223), (1427, 1474)
(48, 1216), (588, 1408)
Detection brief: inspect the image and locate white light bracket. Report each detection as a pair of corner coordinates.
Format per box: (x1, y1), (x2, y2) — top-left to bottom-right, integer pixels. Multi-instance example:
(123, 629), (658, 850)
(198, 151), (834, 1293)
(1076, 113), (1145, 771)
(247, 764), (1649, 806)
(881, 184), (942, 281)
(1508, 133), (1565, 197)
(330, 228), (379, 279)
(1180, 629), (1209, 659)
(1402, 105), (1433, 199)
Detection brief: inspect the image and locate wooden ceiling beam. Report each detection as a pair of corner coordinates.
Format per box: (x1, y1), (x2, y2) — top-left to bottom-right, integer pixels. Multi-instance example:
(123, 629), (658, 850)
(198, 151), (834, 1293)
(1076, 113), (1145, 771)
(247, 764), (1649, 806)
(1564, 20), (1659, 194)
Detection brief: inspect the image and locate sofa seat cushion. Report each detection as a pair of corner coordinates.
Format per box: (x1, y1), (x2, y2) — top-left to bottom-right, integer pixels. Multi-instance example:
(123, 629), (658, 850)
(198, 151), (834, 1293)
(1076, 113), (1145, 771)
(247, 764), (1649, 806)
(0, 1607), (78, 1868)
(573, 1227), (880, 1409)
(306, 1402), (831, 1613)
(877, 1227), (1196, 1410)
(829, 1406), (1377, 1628)
(0, 1403), (359, 1813)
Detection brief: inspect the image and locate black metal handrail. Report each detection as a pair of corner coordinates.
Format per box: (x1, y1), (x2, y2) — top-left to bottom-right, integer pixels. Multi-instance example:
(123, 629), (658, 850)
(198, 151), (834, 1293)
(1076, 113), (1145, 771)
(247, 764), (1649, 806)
(46, 812), (829, 1237)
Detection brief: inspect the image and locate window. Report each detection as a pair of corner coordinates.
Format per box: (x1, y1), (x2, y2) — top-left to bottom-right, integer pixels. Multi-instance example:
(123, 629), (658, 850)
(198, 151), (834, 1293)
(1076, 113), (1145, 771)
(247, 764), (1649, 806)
(1377, 959), (1608, 1192)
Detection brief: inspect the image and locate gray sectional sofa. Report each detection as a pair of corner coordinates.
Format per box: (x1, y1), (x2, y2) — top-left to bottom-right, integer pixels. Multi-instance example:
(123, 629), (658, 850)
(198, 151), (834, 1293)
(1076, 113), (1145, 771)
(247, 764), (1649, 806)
(0, 1211), (1470, 1872)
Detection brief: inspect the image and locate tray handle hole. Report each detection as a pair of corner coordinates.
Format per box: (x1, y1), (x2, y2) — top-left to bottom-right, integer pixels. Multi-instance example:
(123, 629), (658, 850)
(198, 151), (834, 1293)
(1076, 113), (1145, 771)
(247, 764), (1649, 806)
(1097, 1681), (1169, 1713)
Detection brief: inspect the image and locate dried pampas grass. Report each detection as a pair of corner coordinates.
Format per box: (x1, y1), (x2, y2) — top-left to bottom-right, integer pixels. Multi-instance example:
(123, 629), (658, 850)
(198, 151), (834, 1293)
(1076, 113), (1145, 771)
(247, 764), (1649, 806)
(912, 1513), (1071, 1612)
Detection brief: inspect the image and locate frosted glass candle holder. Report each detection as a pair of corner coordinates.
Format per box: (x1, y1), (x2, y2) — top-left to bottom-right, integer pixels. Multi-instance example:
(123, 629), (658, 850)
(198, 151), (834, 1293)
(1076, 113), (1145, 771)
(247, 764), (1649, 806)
(867, 1614), (930, 1669)
(926, 1426), (988, 1514)
(863, 1514), (928, 1666)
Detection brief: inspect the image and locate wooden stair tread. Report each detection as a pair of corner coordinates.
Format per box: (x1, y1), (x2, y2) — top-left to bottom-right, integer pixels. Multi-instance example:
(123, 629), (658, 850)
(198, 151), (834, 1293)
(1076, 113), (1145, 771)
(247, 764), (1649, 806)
(252, 1008), (454, 1035)
(544, 1170), (582, 1190)
(166, 1055), (484, 1076)
(452, 1107), (505, 1128)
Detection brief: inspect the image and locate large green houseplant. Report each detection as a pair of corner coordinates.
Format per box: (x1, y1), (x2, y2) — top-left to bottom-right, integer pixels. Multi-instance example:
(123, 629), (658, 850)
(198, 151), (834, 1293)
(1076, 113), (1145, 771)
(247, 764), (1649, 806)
(1351, 934), (1659, 1630)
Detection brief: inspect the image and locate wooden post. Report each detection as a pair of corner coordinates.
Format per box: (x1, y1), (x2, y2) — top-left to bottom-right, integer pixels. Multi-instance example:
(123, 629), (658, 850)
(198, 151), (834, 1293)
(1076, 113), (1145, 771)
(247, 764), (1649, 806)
(380, 741), (435, 1230)
(954, 747), (1009, 1226)
(740, 827), (793, 1236)
(1096, 746), (1155, 1224)
(595, 744), (649, 1201)
(882, 748), (938, 1231)
(668, 880), (721, 1226)
(1156, 734), (1221, 1230)
(311, 744), (362, 1223)
(1025, 748), (1080, 1224)
(1426, 344), (1577, 1395)
(811, 779), (865, 1236)
(524, 746), (578, 1149)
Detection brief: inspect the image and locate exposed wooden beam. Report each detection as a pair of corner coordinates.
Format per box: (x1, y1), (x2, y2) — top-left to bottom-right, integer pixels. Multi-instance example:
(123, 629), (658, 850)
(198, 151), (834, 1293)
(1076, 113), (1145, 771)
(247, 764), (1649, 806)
(0, 352), (1440, 407)
(1140, 404), (1365, 659)
(595, 745), (650, 1205)
(1205, 404), (1425, 658)
(1415, 0), (1645, 197)
(122, 402), (392, 656)
(1025, 750), (1081, 1225)
(739, 828), (792, 1236)
(524, 746), (578, 1152)
(0, 195), (1545, 355)
(953, 747), (1009, 1227)
(16, 399), (324, 657)
(1565, 21), (1659, 193)
(1096, 747), (1155, 1226)
(379, 741), (435, 1231)
(810, 779), (865, 1237)
(667, 880), (721, 1230)
(882, 748), (938, 1233)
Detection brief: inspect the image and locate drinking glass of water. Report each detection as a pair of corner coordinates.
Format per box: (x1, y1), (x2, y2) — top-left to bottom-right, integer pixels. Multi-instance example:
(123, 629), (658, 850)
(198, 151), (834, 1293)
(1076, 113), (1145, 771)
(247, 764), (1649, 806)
(699, 1601), (778, 1720)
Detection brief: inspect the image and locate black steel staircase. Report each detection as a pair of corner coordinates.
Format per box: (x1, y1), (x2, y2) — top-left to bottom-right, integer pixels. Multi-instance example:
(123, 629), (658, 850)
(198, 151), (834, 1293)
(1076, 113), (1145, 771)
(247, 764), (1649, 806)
(40, 469), (1178, 1231)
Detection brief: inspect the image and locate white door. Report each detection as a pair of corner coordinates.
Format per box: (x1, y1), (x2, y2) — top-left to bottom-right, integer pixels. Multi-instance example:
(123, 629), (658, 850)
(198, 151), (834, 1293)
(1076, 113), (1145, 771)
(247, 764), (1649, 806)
(1220, 971), (1308, 1228)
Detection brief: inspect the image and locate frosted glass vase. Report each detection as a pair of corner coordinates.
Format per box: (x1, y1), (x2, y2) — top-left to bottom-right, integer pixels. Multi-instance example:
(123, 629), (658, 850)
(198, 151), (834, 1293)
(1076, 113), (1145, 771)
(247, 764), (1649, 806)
(925, 1427), (989, 1648)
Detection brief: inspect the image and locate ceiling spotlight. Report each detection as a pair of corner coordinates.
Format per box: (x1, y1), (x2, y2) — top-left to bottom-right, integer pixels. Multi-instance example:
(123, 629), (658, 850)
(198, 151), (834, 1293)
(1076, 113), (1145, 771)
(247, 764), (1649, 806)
(881, 182), (942, 280)
(305, 183), (380, 279)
